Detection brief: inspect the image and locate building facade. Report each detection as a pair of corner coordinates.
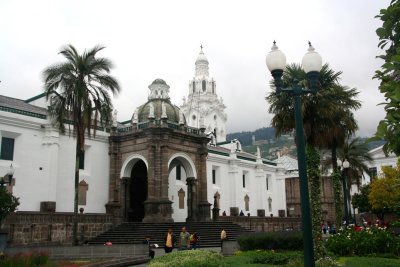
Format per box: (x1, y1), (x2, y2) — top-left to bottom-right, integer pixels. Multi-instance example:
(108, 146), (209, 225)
(0, 49), (290, 223)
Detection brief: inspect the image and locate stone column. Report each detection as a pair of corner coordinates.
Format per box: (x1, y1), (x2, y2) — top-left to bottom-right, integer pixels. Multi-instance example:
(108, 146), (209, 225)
(186, 177), (196, 221)
(42, 125), (59, 211)
(196, 145), (211, 221)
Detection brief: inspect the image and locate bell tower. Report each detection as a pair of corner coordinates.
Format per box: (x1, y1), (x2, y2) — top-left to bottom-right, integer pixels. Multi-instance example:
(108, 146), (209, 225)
(180, 46), (227, 142)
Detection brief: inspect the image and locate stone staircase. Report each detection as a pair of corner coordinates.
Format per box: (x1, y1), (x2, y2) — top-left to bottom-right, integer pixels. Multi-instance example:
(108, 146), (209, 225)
(88, 221), (253, 247)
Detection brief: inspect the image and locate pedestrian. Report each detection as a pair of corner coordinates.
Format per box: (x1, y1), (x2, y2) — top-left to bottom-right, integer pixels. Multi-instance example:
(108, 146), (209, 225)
(190, 231), (199, 250)
(220, 228), (226, 250)
(222, 210), (227, 216)
(164, 228), (176, 253)
(239, 210), (244, 216)
(178, 227), (190, 250)
(104, 240), (112, 246)
(143, 236), (155, 259)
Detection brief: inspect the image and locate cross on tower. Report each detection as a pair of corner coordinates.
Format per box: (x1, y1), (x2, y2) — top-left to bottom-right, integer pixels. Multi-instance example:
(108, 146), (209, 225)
(200, 44), (203, 51)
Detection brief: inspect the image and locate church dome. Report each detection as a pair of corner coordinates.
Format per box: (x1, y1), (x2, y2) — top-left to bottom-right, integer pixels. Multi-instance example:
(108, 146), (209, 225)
(196, 50), (209, 64)
(137, 99), (185, 124)
(132, 79), (186, 125)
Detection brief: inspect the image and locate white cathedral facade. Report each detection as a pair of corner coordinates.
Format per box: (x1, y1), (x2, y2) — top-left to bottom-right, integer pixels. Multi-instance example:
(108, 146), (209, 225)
(0, 49), (289, 222)
(0, 48), (395, 223)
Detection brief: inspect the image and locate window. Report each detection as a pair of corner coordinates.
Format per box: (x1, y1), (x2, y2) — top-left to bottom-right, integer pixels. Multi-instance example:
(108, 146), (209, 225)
(266, 174), (271, 191)
(178, 188), (185, 209)
(268, 197), (272, 212)
(176, 165), (181, 180)
(79, 150), (85, 170)
(242, 174), (246, 188)
(202, 80), (206, 92)
(78, 180), (89, 205)
(192, 81), (196, 93)
(0, 137), (15, 161)
(212, 169), (216, 184)
(244, 194), (249, 211)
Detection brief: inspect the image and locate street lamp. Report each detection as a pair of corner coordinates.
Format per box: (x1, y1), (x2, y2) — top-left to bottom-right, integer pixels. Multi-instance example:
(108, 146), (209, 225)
(0, 164), (14, 187)
(266, 41), (322, 267)
(337, 159), (350, 226)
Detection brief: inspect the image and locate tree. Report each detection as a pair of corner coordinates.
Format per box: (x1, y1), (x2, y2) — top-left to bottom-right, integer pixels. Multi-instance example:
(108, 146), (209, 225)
(338, 138), (374, 190)
(372, 0), (400, 156)
(266, 63), (361, 258)
(0, 187), (19, 227)
(42, 44), (120, 245)
(369, 159), (400, 220)
(352, 184), (372, 213)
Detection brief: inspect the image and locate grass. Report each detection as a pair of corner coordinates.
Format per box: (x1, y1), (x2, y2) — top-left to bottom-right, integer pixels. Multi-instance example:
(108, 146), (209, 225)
(222, 252), (400, 267)
(338, 257), (400, 267)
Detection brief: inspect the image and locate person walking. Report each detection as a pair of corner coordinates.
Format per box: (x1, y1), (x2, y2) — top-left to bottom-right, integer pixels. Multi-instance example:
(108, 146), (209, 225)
(164, 228), (176, 253)
(190, 231), (199, 250)
(178, 227), (190, 250)
(220, 228), (226, 251)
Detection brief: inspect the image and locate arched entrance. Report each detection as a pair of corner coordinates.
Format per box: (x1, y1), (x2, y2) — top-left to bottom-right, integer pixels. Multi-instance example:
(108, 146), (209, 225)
(129, 160), (148, 222)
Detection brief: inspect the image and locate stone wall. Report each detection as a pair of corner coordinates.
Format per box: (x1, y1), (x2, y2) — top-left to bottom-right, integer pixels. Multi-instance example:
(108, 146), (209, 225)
(218, 216), (302, 232)
(3, 212), (113, 246)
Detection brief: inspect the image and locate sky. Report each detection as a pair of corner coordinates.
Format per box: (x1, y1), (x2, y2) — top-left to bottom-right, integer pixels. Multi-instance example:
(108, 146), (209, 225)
(0, 0), (390, 137)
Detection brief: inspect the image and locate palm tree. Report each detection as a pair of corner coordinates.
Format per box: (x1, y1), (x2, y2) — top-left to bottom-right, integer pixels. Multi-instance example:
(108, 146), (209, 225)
(266, 63), (361, 257)
(43, 44), (120, 245)
(338, 137), (374, 219)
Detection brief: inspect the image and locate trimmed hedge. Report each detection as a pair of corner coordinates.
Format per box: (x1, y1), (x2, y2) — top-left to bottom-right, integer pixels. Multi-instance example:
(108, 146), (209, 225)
(237, 231), (303, 251)
(148, 250), (223, 267)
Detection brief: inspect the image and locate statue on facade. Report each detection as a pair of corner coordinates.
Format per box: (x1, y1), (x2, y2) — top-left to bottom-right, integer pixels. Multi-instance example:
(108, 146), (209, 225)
(179, 110), (185, 125)
(131, 108), (138, 124)
(148, 102), (155, 119)
(161, 101), (167, 119)
(256, 146), (261, 158)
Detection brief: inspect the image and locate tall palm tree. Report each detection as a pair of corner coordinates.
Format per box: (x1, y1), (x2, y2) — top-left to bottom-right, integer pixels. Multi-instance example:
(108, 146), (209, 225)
(266, 63), (361, 257)
(43, 44), (120, 245)
(338, 138), (374, 210)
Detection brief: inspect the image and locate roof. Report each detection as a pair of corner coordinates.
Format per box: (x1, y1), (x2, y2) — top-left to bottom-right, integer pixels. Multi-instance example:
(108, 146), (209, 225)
(0, 95), (47, 118)
(275, 155), (298, 171)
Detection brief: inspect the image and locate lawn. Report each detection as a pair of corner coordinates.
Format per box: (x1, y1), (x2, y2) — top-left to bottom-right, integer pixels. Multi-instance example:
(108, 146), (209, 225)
(338, 257), (400, 267)
(223, 252), (400, 267)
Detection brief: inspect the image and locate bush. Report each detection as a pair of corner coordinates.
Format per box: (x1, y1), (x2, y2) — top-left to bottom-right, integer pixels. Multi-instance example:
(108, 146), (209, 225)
(244, 250), (290, 265)
(0, 251), (49, 267)
(148, 250), (224, 267)
(326, 227), (400, 257)
(237, 231), (303, 251)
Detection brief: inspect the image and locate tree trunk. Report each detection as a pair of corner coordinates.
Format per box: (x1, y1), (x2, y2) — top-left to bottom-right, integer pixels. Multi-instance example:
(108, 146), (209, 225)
(72, 137), (80, 246)
(307, 146), (325, 259)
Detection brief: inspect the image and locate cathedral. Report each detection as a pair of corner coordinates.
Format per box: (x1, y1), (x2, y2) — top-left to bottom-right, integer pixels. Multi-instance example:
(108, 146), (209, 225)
(0, 48), (291, 223)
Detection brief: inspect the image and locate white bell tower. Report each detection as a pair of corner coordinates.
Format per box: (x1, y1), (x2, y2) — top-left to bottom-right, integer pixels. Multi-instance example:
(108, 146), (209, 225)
(180, 46), (227, 142)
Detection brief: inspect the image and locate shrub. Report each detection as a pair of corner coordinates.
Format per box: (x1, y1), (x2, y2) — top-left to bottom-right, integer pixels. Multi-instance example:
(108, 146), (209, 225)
(326, 227), (400, 257)
(148, 250), (224, 267)
(0, 251), (49, 267)
(237, 231), (303, 251)
(246, 250), (290, 265)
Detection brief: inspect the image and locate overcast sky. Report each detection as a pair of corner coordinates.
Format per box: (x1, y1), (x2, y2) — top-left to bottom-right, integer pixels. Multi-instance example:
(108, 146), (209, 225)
(0, 0), (389, 136)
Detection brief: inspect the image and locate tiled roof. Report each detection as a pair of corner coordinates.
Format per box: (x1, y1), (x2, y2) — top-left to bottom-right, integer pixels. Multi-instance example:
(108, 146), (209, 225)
(0, 95), (47, 116)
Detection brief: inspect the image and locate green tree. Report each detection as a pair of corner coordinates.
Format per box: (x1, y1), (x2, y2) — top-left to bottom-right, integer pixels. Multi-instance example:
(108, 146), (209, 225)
(42, 44), (120, 245)
(266, 63), (361, 258)
(352, 184), (372, 213)
(369, 159), (400, 220)
(0, 187), (20, 226)
(372, 0), (400, 156)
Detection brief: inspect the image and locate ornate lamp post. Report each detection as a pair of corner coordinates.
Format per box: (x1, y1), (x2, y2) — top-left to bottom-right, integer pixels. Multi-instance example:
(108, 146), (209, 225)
(337, 159), (350, 226)
(266, 41), (322, 267)
(0, 164), (14, 187)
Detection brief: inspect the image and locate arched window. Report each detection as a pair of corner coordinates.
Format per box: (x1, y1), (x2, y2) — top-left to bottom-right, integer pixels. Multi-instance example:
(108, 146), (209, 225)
(268, 197), (272, 212)
(202, 80), (206, 92)
(244, 194), (250, 211)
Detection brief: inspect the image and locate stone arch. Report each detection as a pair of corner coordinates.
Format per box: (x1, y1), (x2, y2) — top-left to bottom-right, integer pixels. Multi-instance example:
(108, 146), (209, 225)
(168, 152), (196, 178)
(120, 154), (148, 178)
